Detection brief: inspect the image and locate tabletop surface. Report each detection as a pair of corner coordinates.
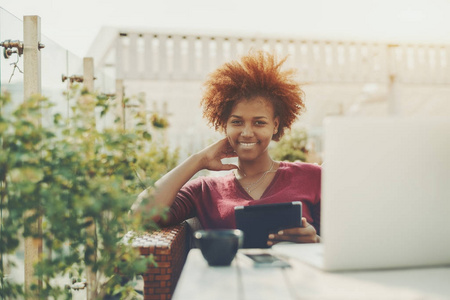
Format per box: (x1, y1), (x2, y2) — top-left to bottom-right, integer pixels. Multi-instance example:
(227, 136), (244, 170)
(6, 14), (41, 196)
(173, 248), (450, 300)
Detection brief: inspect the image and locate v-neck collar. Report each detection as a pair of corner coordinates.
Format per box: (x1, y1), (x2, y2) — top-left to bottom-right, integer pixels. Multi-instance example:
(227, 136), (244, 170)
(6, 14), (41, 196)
(233, 162), (283, 200)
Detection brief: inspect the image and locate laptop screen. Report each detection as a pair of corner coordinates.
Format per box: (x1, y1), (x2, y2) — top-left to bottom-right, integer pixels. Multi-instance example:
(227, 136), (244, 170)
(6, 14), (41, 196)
(320, 116), (450, 270)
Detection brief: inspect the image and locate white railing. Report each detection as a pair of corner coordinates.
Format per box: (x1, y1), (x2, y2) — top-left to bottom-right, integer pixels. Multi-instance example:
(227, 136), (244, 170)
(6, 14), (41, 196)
(112, 32), (450, 84)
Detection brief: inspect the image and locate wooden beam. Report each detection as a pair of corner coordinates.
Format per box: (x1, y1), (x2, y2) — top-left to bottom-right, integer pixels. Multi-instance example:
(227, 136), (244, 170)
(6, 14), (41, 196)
(23, 15), (43, 296)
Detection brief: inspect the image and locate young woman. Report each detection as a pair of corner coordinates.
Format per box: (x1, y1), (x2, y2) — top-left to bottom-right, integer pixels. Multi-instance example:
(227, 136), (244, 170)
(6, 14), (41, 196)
(136, 51), (321, 244)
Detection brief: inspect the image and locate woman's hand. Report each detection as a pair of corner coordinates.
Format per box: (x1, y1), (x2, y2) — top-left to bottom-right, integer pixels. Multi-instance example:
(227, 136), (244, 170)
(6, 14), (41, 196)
(197, 137), (238, 171)
(267, 217), (320, 246)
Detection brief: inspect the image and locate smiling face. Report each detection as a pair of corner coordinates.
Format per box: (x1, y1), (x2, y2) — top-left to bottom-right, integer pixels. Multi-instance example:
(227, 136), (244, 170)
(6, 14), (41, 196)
(225, 96), (279, 162)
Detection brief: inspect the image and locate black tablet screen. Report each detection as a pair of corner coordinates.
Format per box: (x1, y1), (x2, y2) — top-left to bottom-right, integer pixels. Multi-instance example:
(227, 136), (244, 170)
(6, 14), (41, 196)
(234, 201), (302, 248)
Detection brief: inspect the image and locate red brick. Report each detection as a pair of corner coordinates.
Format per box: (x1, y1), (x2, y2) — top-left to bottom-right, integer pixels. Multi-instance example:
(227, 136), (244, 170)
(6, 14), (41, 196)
(156, 249), (171, 255)
(139, 248), (149, 255)
(145, 274), (155, 281)
(146, 281), (162, 288)
(145, 295), (163, 300)
(155, 288), (171, 294)
(143, 246), (156, 253)
(155, 275), (170, 281)
(140, 222), (188, 300)
(142, 273), (150, 279)
(157, 262), (171, 268)
(147, 268), (162, 274)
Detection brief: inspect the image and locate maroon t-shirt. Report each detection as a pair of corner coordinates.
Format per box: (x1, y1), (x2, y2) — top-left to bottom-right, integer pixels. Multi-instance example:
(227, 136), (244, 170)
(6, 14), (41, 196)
(163, 161), (321, 234)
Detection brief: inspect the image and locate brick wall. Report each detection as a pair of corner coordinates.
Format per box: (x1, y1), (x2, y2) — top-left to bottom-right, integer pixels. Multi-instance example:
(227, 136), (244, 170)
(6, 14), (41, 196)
(137, 222), (189, 300)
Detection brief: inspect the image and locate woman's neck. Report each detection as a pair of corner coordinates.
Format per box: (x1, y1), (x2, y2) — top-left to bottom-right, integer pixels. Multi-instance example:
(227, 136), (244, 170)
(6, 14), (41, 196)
(237, 156), (274, 177)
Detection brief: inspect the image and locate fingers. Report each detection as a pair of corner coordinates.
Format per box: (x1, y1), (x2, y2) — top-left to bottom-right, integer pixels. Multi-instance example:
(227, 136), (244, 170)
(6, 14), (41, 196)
(221, 163), (238, 171)
(301, 217), (308, 227)
(216, 139), (237, 169)
(267, 218), (318, 245)
(222, 139), (237, 158)
(268, 232), (317, 245)
(213, 138), (236, 159)
(223, 149), (238, 158)
(199, 138), (238, 171)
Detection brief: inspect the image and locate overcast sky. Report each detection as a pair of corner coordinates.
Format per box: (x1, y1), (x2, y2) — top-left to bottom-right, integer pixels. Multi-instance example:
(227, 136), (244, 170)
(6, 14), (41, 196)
(1, 0), (450, 58)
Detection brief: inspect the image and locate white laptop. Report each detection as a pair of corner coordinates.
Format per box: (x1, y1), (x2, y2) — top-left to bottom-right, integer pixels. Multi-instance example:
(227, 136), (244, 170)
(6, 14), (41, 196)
(273, 116), (450, 271)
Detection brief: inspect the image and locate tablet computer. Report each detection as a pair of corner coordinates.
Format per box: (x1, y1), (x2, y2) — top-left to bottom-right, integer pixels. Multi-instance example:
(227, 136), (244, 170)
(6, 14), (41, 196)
(234, 201), (302, 248)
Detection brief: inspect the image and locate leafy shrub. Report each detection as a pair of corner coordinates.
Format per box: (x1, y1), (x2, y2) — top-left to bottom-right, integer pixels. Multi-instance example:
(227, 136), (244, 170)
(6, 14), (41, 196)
(0, 88), (178, 299)
(269, 128), (308, 162)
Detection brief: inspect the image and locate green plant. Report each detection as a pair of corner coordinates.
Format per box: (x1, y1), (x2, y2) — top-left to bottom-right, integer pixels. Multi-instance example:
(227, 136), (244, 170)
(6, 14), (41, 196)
(150, 113), (169, 129)
(269, 128), (308, 162)
(0, 87), (179, 299)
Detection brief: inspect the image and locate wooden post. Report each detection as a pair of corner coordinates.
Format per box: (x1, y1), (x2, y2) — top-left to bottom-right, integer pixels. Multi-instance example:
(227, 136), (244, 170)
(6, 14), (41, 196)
(23, 15), (43, 296)
(24, 16), (42, 100)
(83, 57), (97, 299)
(83, 57), (95, 92)
(115, 79), (125, 129)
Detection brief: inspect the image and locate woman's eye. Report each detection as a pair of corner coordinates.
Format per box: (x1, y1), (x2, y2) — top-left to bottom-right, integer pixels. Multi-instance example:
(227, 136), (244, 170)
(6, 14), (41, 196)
(255, 121), (267, 125)
(231, 120), (242, 125)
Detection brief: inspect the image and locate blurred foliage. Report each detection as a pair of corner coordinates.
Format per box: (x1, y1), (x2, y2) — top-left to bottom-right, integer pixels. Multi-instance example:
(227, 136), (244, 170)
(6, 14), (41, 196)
(150, 113), (169, 129)
(0, 86), (178, 299)
(269, 128), (308, 162)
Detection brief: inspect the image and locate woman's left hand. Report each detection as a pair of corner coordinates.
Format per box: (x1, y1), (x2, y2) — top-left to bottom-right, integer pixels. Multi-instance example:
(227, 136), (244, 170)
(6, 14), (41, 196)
(267, 217), (320, 246)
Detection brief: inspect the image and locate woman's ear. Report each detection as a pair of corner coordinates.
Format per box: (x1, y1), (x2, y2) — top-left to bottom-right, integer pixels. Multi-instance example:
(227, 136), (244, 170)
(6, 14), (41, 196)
(218, 125), (226, 135)
(273, 117), (280, 134)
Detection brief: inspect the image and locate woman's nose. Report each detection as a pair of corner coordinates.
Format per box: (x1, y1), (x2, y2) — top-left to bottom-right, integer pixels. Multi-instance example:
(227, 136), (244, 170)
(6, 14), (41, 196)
(241, 124), (254, 137)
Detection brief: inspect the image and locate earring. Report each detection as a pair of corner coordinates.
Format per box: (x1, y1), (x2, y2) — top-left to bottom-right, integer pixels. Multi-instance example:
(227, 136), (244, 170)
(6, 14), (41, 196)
(274, 129), (278, 134)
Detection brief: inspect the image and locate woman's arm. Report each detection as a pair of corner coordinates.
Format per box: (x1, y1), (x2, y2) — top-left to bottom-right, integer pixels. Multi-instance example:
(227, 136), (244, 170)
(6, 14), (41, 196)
(131, 137), (238, 223)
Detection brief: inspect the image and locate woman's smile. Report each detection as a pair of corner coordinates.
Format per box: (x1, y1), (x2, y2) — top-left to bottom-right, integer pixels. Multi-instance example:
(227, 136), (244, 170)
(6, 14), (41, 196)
(238, 141), (259, 149)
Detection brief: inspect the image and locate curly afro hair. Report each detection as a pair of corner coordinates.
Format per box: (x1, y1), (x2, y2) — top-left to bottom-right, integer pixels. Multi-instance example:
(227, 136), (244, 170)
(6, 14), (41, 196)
(201, 50), (305, 141)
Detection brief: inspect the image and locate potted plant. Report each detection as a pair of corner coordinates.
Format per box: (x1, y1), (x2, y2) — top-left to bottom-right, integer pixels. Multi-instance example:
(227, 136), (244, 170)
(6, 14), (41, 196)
(0, 87), (178, 299)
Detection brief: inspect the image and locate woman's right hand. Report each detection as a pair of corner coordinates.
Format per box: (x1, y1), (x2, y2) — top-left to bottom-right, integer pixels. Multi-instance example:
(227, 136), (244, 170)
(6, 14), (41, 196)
(198, 137), (238, 172)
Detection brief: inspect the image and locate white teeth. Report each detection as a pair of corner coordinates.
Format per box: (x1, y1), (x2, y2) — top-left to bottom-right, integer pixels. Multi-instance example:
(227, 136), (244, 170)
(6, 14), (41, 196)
(240, 142), (256, 148)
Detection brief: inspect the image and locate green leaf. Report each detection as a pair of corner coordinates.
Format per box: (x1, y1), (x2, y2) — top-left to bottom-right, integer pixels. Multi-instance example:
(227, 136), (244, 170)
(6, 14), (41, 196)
(142, 131), (152, 140)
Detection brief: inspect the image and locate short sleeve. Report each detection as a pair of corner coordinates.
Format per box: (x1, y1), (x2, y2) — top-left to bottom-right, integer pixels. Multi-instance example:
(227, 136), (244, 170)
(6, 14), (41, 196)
(158, 177), (203, 226)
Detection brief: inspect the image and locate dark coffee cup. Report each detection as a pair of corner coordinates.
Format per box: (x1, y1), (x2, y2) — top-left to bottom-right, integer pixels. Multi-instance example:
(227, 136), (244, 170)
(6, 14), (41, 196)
(193, 229), (244, 266)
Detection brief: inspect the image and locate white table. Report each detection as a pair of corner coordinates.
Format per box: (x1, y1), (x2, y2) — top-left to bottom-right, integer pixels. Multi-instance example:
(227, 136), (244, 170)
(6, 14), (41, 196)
(173, 249), (450, 300)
